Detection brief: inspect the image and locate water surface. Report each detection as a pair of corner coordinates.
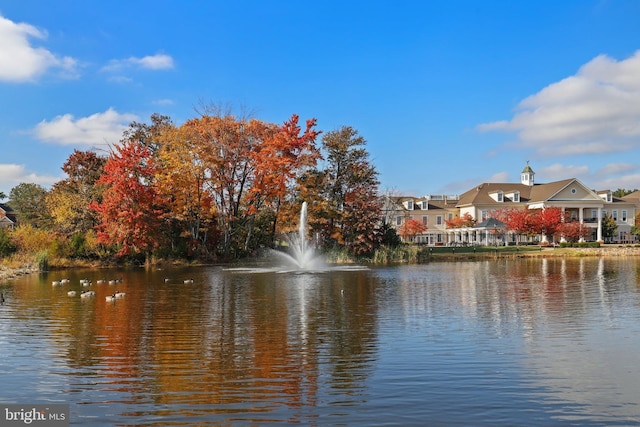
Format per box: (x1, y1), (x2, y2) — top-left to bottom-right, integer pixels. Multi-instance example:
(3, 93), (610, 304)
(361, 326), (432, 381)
(1, 258), (639, 425)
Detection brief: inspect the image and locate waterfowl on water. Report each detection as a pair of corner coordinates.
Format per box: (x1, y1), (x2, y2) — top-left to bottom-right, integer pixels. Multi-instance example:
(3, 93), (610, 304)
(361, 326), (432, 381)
(61, 279), (70, 284)
(80, 290), (95, 298)
(67, 290), (77, 297)
(52, 281), (61, 286)
(106, 293), (116, 302)
(183, 279), (194, 284)
(114, 291), (126, 298)
(96, 279), (105, 284)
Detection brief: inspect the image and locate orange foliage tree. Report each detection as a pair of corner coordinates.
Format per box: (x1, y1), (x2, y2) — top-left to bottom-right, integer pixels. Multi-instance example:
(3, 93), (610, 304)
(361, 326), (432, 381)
(399, 218), (428, 242)
(445, 213), (475, 228)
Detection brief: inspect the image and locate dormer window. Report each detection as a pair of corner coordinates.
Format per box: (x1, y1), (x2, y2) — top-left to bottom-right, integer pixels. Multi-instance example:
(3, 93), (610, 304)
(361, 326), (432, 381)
(421, 201), (428, 210)
(406, 200), (413, 210)
(513, 191), (520, 202)
(490, 191), (504, 202)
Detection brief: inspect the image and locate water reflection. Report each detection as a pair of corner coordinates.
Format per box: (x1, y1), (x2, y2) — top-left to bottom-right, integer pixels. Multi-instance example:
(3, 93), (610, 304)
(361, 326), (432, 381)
(0, 259), (639, 425)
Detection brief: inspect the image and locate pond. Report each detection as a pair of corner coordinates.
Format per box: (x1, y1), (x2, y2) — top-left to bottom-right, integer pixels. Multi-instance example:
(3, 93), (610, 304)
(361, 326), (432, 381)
(1, 258), (640, 426)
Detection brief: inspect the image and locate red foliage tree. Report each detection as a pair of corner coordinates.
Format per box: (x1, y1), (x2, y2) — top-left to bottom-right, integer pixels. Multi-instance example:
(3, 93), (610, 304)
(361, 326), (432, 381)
(530, 206), (564, 244)
(89, 140), (166, 262)
(559, 220), (591, 243)
(493, 208), (535, 244)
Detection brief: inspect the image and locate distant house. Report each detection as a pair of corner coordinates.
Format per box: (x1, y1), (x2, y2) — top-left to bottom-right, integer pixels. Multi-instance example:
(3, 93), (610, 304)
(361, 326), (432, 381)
(384, 163), (637, 245)
(0, 203), (16, 229)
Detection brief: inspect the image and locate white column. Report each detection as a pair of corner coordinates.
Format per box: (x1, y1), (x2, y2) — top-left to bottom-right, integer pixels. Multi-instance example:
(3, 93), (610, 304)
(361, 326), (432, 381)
(597, 207), (603, 242)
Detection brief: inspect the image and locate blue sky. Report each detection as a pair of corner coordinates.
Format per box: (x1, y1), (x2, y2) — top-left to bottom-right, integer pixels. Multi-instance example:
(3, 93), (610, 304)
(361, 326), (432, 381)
(1, 1), (640, 199)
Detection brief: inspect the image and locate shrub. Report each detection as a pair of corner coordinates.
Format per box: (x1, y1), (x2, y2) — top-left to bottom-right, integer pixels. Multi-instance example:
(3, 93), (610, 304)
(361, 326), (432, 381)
(0, 228), (17, 257)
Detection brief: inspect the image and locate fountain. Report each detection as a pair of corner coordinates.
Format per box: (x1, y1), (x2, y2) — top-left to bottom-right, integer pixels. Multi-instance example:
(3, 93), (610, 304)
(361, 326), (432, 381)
(225, 202), (366, 273)
(272, 202), (325, 270)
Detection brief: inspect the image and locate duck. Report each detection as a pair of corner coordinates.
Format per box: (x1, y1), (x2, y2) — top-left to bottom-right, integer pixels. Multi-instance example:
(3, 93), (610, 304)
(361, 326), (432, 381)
(96, 279), (106, 284)
(82, 280), (92, 287)
(67, 290), (77, 297)
(114, 291), (126, 298)
(61, 278), (70, 284)
(183, 279), (194, 284)
(105, 293), (116, 302)
(52, 280), (61, 286)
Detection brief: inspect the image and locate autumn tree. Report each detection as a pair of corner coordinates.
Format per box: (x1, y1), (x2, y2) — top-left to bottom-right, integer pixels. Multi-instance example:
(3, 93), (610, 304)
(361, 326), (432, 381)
(493, 208), (535, 245)
(559, 220), (591, 243)
(155, 122), (217, 256)
(89, 139), (166, 263)
(9, 183), (51, 229)
(47, 150), (106, 236)
(445, 213), (475, 228)
(122, 113), (175, 153)
(249, 114), (321, 245)
(399, 218), (428, 242)
(530, 206), (564, 244)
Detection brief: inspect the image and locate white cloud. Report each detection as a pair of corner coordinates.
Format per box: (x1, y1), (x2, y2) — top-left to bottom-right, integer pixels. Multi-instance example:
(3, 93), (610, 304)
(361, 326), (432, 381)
(0, 163), (60, 195)
(0, 14), (78, 82)
(153, 98), (174, 106)
(33, 108), (138, 147)
(102, 53), (174, 72)
(478, 50), (640, 157)
(538, 163), (590, 181)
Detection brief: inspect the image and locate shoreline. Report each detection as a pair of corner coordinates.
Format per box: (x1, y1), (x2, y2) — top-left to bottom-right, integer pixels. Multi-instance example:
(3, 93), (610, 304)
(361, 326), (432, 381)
(2, 246), (640, 282)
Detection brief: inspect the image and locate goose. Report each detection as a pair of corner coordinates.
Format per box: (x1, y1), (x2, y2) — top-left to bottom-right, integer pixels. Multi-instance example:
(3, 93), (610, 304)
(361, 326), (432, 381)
(67, 290), (77, 297)
(96, 279), (106, 284)
(108, 279), (116, 285)
(115, 291), (126, 298)
(52, 280), (61, 286)
(82, 280), (92, 287)
(61, 279), (70, 284)
(183, 279), (194, 284)
(105, 293), (116, 302)
(80, 290), (95, 298)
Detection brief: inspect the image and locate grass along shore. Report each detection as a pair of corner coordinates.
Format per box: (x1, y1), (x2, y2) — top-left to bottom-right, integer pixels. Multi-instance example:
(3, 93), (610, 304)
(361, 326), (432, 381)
(3, 244), (640, 283)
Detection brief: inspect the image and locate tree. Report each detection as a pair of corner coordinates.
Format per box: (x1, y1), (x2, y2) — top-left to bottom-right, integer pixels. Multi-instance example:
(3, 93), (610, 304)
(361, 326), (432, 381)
(249, 114), (321, 246)
(559, 220), (591, 243)
(0, 191), (6, 201)
(311, 126), (382, 255)
(47, 150), (106, 235)
(156, 122), (217, 255)
(602, 213), (618, 243)
(445, 213), (475, 228)
(493, 208), (535, 244)
(399, 218), (428, 242)
(612, 188), (637, 198)
(9, 183), (51, 229)
(530, 206), (563, 244)
(89, 139), (166, 262)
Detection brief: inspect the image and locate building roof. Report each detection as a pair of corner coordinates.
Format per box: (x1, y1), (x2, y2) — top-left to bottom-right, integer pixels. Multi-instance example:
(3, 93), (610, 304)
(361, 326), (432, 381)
(457, 178), (577, 207)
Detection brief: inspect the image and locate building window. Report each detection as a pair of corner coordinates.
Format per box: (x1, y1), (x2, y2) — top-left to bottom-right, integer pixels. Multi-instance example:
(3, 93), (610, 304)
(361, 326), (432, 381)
(448, 213), (453, 220)
(436, 216), (443, 226)
(513, 192), (520, 202)
(591, 209), (598, 221)
(422, 216), (428, 225)
(407, 200), (413, 210)
(571, 188), (577, 194)
(622, 210), (627, 222)
(481, 210), (488, 221)
(422, 201), (428, 210)
(396, 216), (403, 226)
(613, 210), (618, 221)
(497, 192), (503, 202)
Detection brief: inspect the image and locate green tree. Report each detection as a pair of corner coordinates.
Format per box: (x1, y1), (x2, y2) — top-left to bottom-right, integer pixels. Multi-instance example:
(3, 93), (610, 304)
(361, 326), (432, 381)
(312, 126), (382, 255)
(602, 213), (618, 243)
(9, 183), (51, 229)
